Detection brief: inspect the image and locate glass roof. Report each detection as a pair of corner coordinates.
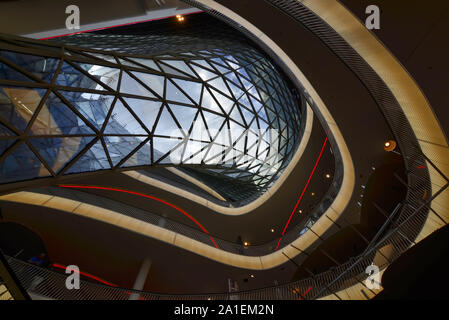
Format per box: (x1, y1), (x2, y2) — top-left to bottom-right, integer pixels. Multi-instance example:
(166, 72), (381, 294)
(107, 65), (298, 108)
(0, 31), (303, 202)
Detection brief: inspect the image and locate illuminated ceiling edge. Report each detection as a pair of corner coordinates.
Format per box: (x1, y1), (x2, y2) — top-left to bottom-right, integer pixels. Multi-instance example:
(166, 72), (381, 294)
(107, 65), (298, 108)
(0, 190), (346, 270)
(165, 167), (228, 202)
(123, 104), (314, 215)
(302, 0), (449, 247)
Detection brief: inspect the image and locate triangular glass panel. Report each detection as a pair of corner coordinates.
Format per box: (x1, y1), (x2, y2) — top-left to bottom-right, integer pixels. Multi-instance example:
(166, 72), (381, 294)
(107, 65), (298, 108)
(0, 141), (50, 183)
(236, 68), (251, 81)
(66, 139), (110, 173)
(202, 110), (226, 136)
(204, 143), (226, 164)
(0, 87), (46, 132)
(210, 62), (230, 74)
(29, 136), (95, 173)
(123, 98), (161, 133)
(161, 60), (196, 77)
(190, 60), (214, 71)
(191, 64), (217, 81)
(229, 105), (245, 127)
(153, 106), (183, 138)
(207, 77), (231, 97)
(120, 71), (156, 98)
(210, 88), (233, 113)
(104, 136), (142, 167)
(0, 61), (35, 82)
(201, 88), (223, 114)
(31, 92), (94, 135)
(121, 140), (151, 167)
(0, 122), (14, 137)
(153, 137), (183, 162)
(239, 76), (254, 91)
(223, 71), (243, 89)
(104, 99), (147, 135)
(0, 138), (16, 156)
(166, 80), (193, 104)
(173, 78), (202, 104)
(131, 71), (164, 97)
(226, 79), (244, 100)
(127, 58), (161, 72)
(189, 114), (210, 142)
(239, 105), (255, 127)
(183, 141), (210, 164)
(119, 58), (146, 69)
(168, 104), (197, 135)
(158, 63), (189, 77)
(58, 91), (113, 130)
(0, 51), (59, 82)
(56, 61), (108, 91)
(87, 53), (117, 64)
(77, 63), (120, 90)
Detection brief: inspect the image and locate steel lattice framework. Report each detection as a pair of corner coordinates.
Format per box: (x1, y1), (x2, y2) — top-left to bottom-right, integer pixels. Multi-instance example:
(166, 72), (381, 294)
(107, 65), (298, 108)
(0, 20), (303, 201)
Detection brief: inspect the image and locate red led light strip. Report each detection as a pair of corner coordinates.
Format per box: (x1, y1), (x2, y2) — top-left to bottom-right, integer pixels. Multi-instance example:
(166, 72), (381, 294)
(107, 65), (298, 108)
(298, 286), (313, 300)
(39, 10), (203, 40)
(58, 185), (219, 249)
(52, 263), (145, 299)
(275, 137), (328, 250)
(52, 263), (117, 286)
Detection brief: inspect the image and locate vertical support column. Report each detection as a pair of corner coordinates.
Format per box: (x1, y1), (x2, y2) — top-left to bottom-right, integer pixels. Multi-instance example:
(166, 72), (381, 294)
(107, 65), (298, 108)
(129, 258), (152, 300)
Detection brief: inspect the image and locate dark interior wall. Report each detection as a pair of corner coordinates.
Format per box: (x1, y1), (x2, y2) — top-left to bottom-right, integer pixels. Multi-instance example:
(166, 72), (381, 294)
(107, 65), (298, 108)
(339, 0), (449, 142)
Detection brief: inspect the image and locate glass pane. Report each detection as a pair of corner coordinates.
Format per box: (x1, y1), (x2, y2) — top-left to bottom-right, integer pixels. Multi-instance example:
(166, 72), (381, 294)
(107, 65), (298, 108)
(67, 139), (110, 173)
(153, 137), (182, 162)
(153, 106), (183, 138)
(172, 79), (202, 104)
(121, 140), (151, 167)
(127, 58), (161, 72)
(165, 80), (193, 105)
(104, 99), (147, 135)
(0, 61), (34, 82)
(123, 98), (161, 133)
(104, 136), (142, 166)
(58, 90), (114, 130)
(0, 87), (46, 132)
(168, 104), (197, 134)
(56, 62), (107, 91)
(0, 142), (50, 183)
(31, 92), (95, 135)
(131, 71), (164, 97)
(190, 65), (217, 81)
(29, 136), (95, 173)
(161, 60), (196, 77)
(119, 71), (155, 98)
(0, 51), (59, 82)
(78, 63), (120, 90)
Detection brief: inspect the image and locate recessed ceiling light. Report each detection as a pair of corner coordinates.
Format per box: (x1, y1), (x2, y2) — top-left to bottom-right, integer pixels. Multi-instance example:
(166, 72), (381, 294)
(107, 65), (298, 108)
(250, 274), (255, 278)
(311, 192), (315, 196)
(270, 228), (275, 233)
(244, 241), (250, 246)
(325, 173), (331, 179)
(298, 209), (302, 213)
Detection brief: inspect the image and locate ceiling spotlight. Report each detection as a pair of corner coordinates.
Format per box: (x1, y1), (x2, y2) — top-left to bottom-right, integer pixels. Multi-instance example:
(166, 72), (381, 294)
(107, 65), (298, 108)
(311, 192), (315, 196)
(270, 228), (275, 233)
(250, 274), (255, 278)
(325, 173), (331, 179)
(244, 241), (250, 246)
(384, 140), (397, 151)
(298, 209), (302, 214)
